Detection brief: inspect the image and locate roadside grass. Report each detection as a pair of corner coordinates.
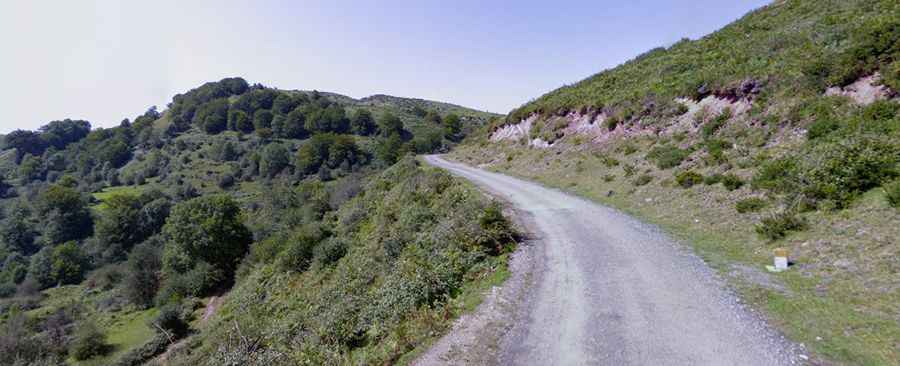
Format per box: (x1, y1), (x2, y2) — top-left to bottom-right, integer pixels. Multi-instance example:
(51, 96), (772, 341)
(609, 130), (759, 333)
(449, 143), (900, 365)
(395, 253), (512, 365)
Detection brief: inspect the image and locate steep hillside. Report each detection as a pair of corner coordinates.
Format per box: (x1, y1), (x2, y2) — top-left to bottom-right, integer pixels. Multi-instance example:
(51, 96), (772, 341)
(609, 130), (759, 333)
(453, 0), (900, 364)
(0, 79), (513, 366)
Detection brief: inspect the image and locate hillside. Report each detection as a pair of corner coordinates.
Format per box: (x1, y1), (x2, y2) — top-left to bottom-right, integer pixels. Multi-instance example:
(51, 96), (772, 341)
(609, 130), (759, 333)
(0, 79), (514, 365)
(452, 0), (900, 364)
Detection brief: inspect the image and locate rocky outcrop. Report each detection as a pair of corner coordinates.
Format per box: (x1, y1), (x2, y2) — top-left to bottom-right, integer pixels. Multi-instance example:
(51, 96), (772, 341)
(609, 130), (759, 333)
(825, 73), (894, 105)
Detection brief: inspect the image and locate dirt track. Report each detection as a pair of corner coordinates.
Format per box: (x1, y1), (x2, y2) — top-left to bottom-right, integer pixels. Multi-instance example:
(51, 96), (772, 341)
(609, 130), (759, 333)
(418, 155), (800, 365)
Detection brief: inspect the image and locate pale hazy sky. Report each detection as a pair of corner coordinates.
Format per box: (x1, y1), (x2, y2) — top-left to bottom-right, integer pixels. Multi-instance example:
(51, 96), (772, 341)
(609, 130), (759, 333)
(0, 1), (769, 133)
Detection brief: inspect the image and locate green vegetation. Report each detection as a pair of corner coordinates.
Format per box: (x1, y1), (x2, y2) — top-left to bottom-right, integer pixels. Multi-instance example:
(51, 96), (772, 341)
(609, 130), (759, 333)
(647, 145), (691, 169)
(0, 77), (501, 365)
(887, 179), (900, 208)
(505, 0), (900, 124)
(735, 197), (767, 213)
(454, 2), (900, 363)
(755, 212), (807, 241)
(675, 171), (703, 188)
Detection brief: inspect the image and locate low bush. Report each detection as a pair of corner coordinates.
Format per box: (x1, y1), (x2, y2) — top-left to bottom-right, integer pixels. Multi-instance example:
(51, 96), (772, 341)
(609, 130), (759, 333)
(675, 171), (703, 188)
(721, 174), (745, 191)
(755, 212), (807, 240)
(751, 157), (798, 192)
(886, 180), (900, 208)
(735, 197), (767, 213)
(313, 237), (349, 266)
(633, 174), (654, 186)
(704, 173), (723, 185)
(70, 320), (110, 360)
(153, 304), (189, 338)
(647, 145), (692, 169)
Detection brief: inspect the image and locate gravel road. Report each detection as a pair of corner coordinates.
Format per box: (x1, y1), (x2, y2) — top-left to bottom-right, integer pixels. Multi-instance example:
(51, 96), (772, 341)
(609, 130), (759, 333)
(419, 155), (801, 366)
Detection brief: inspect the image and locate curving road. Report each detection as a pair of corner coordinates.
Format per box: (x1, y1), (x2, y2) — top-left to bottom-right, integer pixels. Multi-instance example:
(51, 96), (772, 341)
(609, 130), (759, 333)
(422, 155), (798, 366)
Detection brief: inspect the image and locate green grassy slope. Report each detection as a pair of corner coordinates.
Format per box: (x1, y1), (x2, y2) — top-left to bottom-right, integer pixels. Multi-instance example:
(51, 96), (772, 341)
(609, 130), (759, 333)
(505, 0), (899, 124)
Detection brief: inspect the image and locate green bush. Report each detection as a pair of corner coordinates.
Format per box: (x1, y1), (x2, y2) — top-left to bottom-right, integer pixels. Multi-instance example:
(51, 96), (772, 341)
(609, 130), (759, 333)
(721, 174), (745, 191)
(647, 145), (691, 169)
(704, 174), (723, 185)
(70, 320), (110, 360)
(735, 197), (767, 213)
(800, 136), (898, 208)
(675, 171), (703, 188)
(755, 212), (807, 240)
(751, 157), (798, 192)
(633, 174), (653, 186)
(885, 180), (900, 208)
(153, 304), (189, 338)
(313, 237), (348, 266)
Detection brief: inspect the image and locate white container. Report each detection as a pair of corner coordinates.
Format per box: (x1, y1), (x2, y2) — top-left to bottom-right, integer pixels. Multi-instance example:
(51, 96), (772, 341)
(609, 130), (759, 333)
(774, 256), (788, 271)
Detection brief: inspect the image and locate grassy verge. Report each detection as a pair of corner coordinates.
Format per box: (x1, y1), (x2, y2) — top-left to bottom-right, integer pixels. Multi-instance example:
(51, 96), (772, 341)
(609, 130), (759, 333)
(450, 143), (899, 365)
(395, 253), (512, 365)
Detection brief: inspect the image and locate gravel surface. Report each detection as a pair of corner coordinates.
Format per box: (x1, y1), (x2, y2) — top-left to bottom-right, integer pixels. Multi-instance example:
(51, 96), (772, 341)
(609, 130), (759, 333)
(418, 155), (803, 366)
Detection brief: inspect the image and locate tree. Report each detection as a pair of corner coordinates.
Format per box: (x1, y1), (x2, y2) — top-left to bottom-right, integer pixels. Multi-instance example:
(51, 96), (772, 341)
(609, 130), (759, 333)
(227, 109), (251, 132)
(37, 184), (93, 245)
(282, 107), (309, 139)
(50, 241), (86, 285)
(253, 109), (274, 130)
(27, 247), (54, 288)
(4, 130), (47, 161)
(96, 138), (131, 168)
(162, 195), (251, 280)
(272, 93), (301, 115)
(377, 112), (404, 137)
(0, 203), (38, 255)
(259, 143), (290, 177)
(18, 154), (45, 182)
(376, 133), (405, 165)
(296, 134), (362, 175)
(95, 193), (169, 262)
(123, 239), (162, 307)
(39, 119), (91, 149)
(350, 109), (377, 136)
(443, 113), (462, 140)
(195, 98), (230, 134)
(304, 104), (349, 134)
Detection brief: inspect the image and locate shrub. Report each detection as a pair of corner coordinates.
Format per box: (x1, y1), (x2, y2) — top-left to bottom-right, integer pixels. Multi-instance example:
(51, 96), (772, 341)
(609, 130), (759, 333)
(647, 145), (691, 169)
(675, 171), (703, 188)
(735, 197), (767, 213)
(704, 174), (723, 185)
(800, 137), (898, 208)
(702, 108), (732, 138)
(602, 174), (616, 182)
(633, 174), (653, 186)
(886, 180), (900, 208)
(721, 174), (745, 191)
(755, 212), (807, 241)
(152, 304), (189, 338)
(280, 224), (327, 271)
(751, 157), (798, 192)
(476, 203), (514, 255)
(70, 320), (110, 360)
(313, 237), (349, 266)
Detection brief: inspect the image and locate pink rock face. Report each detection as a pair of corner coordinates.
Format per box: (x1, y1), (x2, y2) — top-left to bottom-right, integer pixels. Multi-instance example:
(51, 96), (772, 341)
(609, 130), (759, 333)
(824, 73), (893, 105)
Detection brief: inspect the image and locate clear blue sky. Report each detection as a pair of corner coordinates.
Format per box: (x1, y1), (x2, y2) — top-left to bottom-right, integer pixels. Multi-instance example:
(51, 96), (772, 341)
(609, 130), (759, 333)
(0, 0), (769, 133)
